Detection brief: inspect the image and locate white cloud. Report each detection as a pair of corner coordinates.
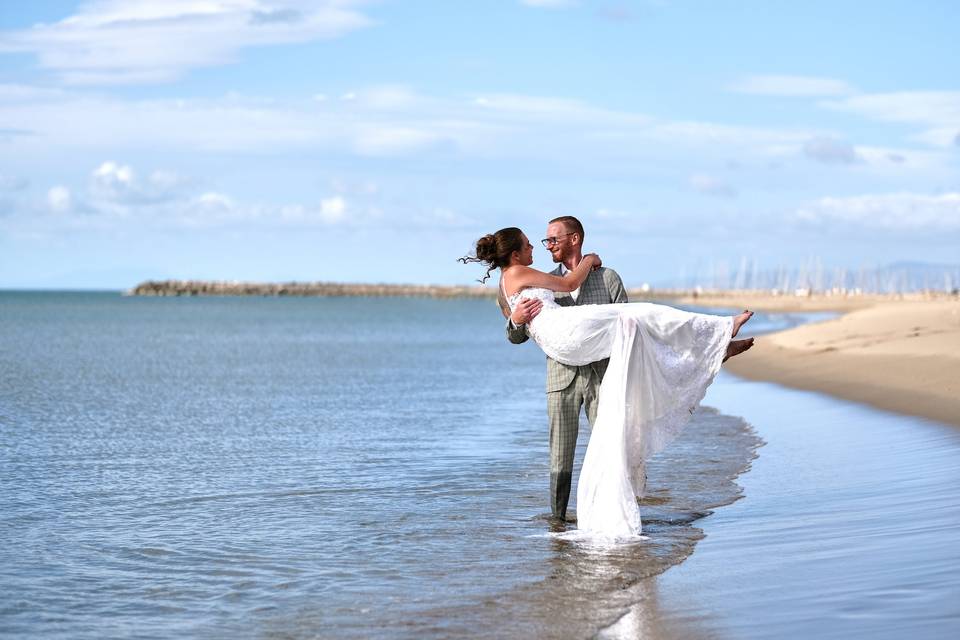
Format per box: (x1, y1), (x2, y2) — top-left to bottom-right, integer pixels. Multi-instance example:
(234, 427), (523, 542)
(89, 160), (191, 204)
(94, 160), (133, 186)
(319, 195), (346, 222)
(197, 191), (233, 211)
(0, 83), (828, 167)
(689, 174), (737, 197)
(352, 125), (445, 156)
(0, 1), (372, 85)
(472, 93), (649, 126)
(174, 190), (353, 228)
(822, 91), (960, 148)
(18, 161), (368, 230)
(914, 128), (960, 147)
(1, 86), (954, 205)
(803, 137), (860, 164)
(276, 198), (360, 226)
(823, 91), (960, 125)
(166, 191), (240, 227)
(0, 83), (66, 103)
(648, 120), (807, 149)
(730, 75), (855, 97)
(850, 145), (947, 172)
(47, 186), (71, 212)
(795, 192), (960, 231)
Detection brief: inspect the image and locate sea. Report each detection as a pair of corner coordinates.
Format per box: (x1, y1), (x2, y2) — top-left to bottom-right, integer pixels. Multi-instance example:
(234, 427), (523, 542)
(1, 292), (957, 639)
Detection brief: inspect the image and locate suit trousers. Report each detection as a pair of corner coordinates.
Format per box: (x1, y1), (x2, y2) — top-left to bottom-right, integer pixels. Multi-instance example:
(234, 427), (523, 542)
(546, 365), (601, 520)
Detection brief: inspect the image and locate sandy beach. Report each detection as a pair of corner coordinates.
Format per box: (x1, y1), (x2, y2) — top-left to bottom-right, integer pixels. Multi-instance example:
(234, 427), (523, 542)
(685, 293), (960, 428)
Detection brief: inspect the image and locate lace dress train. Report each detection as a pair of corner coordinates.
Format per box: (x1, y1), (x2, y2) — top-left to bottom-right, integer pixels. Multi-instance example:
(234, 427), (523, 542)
(506, 288), (733, 539)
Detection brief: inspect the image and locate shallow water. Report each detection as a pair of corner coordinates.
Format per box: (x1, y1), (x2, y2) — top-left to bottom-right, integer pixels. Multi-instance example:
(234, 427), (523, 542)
(604, 375), (960, 640)
(0, 292), (787, 638)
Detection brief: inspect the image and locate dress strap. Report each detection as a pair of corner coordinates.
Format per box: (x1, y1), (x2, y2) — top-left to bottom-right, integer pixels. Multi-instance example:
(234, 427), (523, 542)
(500, 275), (518, 311)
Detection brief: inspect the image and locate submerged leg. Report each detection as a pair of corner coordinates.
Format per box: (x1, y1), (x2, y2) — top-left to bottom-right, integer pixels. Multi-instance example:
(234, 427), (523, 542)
(547, 384), (584, 521)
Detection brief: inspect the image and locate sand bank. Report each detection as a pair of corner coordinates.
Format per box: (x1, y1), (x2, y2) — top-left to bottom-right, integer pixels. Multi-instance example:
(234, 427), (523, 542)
(722, 297), (960, 427)
(637, 289), (930, 313)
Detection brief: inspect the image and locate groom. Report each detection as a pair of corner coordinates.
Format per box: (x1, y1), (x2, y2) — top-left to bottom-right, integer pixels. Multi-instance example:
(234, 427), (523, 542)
(503, 216), (627, 521)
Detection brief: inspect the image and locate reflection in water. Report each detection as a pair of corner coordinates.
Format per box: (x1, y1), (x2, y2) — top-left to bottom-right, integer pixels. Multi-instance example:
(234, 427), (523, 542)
(1, 294), (765, 639)
(405, 408), (761, 639)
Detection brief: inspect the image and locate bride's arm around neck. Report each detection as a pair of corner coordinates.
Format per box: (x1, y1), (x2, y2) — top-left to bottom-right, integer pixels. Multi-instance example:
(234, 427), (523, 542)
(501, 257), (598, 297)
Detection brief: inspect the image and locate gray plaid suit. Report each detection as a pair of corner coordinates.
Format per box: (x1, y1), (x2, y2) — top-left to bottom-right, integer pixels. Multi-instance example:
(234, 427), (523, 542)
(505, 266), (627, 520)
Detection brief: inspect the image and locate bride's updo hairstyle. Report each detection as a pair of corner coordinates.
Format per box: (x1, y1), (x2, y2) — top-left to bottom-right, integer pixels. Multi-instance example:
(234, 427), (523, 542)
(459, 227), (525, 283)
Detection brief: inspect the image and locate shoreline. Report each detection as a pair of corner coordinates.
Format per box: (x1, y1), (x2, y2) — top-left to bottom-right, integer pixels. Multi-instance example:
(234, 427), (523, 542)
(719, 296), (960, 428)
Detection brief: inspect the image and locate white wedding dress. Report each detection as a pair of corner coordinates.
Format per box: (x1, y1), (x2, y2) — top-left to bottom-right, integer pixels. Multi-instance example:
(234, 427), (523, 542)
(506, 287), (733, 540)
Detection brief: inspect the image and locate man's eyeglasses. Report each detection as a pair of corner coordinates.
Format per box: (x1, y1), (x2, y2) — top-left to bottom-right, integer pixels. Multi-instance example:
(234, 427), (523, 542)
(541, 232), (575, 248)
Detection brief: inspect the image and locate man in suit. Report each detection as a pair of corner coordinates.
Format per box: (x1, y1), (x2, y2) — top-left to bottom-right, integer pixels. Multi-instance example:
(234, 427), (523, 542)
(503, 216), (627, 521)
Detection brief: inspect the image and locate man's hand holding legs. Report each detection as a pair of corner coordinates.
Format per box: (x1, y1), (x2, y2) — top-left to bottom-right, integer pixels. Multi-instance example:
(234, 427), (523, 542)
(510, 297), (543, 328)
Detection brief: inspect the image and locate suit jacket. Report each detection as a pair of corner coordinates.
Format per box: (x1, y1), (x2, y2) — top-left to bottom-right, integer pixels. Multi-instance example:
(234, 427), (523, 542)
(505, 266), (628, 393)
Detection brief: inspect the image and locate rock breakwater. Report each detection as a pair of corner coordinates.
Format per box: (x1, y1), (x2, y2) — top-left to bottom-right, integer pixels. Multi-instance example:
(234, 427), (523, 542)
(127, 280), (498, 298)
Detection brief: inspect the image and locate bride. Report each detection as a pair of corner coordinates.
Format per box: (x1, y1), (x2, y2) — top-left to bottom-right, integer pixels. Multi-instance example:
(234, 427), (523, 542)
(462, 227), (754, 539)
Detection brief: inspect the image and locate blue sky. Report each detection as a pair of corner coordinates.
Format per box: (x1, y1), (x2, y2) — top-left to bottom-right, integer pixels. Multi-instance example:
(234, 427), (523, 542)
(0, 0), (957, 288)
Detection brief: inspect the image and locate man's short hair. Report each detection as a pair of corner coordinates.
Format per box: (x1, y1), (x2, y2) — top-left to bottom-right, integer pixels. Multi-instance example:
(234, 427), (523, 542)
(549, 215), (585, 241)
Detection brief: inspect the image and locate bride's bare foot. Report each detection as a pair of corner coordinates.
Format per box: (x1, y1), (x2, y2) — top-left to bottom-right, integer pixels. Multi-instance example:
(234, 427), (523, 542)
(723, 338), (754, 362)
(731, 310), (754, 338)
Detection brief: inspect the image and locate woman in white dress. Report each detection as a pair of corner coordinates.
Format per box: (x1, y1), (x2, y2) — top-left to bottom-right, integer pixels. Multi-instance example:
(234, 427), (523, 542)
(462, 227), (754, 539)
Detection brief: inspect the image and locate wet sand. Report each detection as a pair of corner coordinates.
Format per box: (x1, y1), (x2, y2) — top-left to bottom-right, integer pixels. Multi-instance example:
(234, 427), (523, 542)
(722, 298), (960, 427)
(603, 374), (960, 639)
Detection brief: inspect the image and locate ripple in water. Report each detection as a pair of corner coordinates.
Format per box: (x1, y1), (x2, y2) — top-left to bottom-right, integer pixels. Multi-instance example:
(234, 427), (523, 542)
(0, 293), (761, 639)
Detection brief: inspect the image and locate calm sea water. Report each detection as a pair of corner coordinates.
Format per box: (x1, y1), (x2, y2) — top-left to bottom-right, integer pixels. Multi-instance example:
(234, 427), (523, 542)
(635, 377), (960, 640)
(1, 292), (783, 638)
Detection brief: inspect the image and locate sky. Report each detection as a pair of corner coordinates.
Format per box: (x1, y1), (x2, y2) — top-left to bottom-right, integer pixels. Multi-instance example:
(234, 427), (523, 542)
(0, 0), (957, 289)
